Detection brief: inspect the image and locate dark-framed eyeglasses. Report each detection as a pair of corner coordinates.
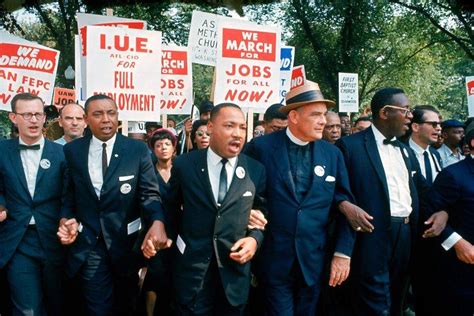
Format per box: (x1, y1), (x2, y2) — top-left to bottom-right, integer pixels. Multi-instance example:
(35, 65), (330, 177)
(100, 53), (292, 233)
(419, 121), (441, 128)
(196, 131), (210, 137)
(15, 112), (45, 120)
(383, 105), (412, 117)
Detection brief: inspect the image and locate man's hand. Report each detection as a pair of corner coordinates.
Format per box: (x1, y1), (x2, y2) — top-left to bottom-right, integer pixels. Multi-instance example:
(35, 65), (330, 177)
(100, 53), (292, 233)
(338, 200), (374, 233)
(248, 209), (267, 230)
(0, 205), (7, 222)
(329, 256), (351, 287)
(184, 118), (193, 135)
(423, 210), (448, 238)
(229, 237), (257, 264)
(453, 239), (474, 264)
(57, 218), (79, 245)
(141, 220), (172, 259)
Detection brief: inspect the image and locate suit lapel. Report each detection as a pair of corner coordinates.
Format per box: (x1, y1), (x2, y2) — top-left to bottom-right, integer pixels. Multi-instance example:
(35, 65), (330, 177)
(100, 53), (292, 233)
(197, 149), (219, 209)
(103, 134), (123, 185)
(34, 140), (53, 190)
(7, 139), (30, 198)
(299, 141), (324, 205)
(271, 132), (298, 201)
(220, 154), (247, 208)
(364, 129), (390, 199)
(429, 147), (442, 172)
(77, 135), (99, 200)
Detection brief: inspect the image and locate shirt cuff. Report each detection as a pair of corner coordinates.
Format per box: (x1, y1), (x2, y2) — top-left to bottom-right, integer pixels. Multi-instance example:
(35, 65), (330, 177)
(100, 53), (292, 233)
(441, 232), (462, 251)
(334, 252), (350, 259)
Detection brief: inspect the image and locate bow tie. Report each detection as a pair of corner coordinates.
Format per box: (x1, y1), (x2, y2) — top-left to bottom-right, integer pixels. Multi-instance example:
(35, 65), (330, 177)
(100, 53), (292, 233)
(18, 144), (40, 150)
(383, 139), (399, 147)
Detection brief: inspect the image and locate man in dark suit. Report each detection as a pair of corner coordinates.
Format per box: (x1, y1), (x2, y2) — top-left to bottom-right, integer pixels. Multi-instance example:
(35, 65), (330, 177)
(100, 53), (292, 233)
(57, 94), (170, 316)
(245, 81), (359, 315)
(163, 103), (266, 315)
(336, 88), (446, 316)
(424, 121), (474, 316)
(0, 93), (68, 315)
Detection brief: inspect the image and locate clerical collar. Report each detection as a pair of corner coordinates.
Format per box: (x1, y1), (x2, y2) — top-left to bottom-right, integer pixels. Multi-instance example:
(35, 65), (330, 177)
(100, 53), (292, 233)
(286, 128), (309, 146)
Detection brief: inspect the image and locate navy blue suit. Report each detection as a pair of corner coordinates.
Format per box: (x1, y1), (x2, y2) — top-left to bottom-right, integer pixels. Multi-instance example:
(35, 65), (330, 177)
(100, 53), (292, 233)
(425, 156), (474, 316)
(245, 130), (355, 315)
(337, 127), (428, 316)
(61, 133), (164, 316)
(0, 138), (67, 315)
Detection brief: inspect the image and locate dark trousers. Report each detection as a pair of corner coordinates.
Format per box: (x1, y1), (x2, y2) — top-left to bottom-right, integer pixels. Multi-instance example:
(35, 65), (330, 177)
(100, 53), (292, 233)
(351, 217), (411, 316)
(6, 227), (64, 316)
(176, 258), (245, 316)
(263, 260), (321, 316)
(79, 238), (139, 316)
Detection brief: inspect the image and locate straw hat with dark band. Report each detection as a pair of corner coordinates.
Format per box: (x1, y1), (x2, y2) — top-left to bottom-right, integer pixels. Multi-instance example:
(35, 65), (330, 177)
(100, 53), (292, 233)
(280, 80), (335, 114)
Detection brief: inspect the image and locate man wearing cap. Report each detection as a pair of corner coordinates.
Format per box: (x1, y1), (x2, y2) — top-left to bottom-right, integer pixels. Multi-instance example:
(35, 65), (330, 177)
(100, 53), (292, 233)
(245, 81), (359, 315)
(423, 121), (474, 315)
(336, 88), (447, 316)
(438, 119), (465, 167)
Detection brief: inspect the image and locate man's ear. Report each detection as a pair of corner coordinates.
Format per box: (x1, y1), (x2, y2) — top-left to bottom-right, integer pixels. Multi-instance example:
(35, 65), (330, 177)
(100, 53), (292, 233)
(8, 112), (17, 125)
(411, 122), (419, 133)
(288, 109), (299, 124)
(378, 107), (389, 121)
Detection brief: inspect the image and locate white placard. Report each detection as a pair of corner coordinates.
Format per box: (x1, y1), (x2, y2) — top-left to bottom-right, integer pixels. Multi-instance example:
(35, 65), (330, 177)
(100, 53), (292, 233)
(279, 46), (294, 105)
(160, 46), (193, 114)
(214, 20), (281, 110)
(85, 26), (161, 122)
(338, 72), (359, 113)
(0, 31), (59, 110)
(466, 76), (474, 117)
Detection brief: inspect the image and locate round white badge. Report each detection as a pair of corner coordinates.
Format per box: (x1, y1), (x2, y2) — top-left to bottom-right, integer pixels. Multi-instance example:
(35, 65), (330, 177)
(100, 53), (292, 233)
(40, 159), (50, 169)
(120, 183), (132, 194)
(236, 166), (246, 179)
(314, 165), (325, 177)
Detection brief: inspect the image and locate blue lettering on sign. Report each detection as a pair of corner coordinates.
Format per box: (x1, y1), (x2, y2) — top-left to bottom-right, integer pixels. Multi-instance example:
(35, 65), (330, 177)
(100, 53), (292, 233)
(280, 47), (293, 71)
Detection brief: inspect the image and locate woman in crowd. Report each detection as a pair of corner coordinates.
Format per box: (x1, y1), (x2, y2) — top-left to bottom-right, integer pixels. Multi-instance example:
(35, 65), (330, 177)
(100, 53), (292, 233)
(190, 119), (210, 150)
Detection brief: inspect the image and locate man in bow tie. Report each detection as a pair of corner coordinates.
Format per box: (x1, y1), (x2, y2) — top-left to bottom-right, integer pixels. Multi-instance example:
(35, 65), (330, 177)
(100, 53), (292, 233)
(336, 88), (447, 316)
(0, 93), (68, 315)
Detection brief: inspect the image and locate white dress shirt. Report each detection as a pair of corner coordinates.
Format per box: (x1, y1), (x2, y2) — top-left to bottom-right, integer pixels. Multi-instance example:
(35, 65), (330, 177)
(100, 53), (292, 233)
(372, 125), (412, 217)
(54, 136), (67, 145)
(88, 134), (116, 198)
(19, 136), (45, 225)
(408, 138), (440, 181)
(207, 147), (237, 204)
(437, 144), (464, 168)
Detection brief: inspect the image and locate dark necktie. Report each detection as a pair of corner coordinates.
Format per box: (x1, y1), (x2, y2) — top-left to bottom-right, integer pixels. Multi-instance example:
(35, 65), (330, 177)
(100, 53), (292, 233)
(218, 158), (228, 204)
(18, 144), (40, 150)
(423, 151), (433, 184)
(383, 139), (399, 147)
(102, 143), (108, 179)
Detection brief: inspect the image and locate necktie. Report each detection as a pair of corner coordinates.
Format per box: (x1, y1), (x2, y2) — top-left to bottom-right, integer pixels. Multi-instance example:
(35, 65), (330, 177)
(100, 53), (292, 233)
(423, 151), (433, 184)
(218, 158), (228, 204)
(102, 143), (108, 179)
(18, 144), (40, 150)
(383, 139), (399, 147)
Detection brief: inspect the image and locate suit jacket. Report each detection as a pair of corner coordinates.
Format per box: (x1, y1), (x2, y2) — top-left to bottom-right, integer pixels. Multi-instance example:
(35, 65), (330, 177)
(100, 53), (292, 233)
(424, 156), (474, 299)
(429, 146), (443, 171)
(337, 127), (429, 277)
(0, 138), (67, 268)
(244, 130), (355, 287)
(166, 149), (266, 307)
(60, 133), (164, 276)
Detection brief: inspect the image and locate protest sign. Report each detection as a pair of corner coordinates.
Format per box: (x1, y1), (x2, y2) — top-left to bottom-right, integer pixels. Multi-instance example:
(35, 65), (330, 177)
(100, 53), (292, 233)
(279, 46), (294, 104)
(0, 31), (59, 111)
(214, 20), (281, 110)
(77, 13), (147, 100)
(85, 26), (161, 122)
(188, 11), (233, 66)
(466, 76), (474, 117)
(53, 87), (76, 110)
(128, 121), (146, 134)
(290, 65), (305, 89)
(338, 72), (358, 113)
(160, 46), (193, 114)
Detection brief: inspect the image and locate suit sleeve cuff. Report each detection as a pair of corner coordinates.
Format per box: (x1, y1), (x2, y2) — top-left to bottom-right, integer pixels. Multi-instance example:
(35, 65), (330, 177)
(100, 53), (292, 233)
(334, 252), (350, 259)
(441, 232), (462, 251)
(248, 229), (264, 249)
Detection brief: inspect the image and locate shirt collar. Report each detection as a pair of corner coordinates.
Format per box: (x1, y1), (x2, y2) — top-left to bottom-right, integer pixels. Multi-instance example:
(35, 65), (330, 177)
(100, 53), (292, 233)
(371, 124), (395, 146)
(91, 133), (117, 149)
(409, 137), (429, 155)
(286, 127), (309, 146)
(19, 136), (44, 148)
(207, 147), (237, 168)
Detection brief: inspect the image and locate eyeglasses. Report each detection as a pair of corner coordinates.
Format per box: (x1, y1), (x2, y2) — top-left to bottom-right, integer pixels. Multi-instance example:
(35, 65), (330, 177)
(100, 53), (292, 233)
(383, 105), (412, 117)
(15, 112), (45, 120)
(419, 121), (441, 128)
(196, 131), (210, 137)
